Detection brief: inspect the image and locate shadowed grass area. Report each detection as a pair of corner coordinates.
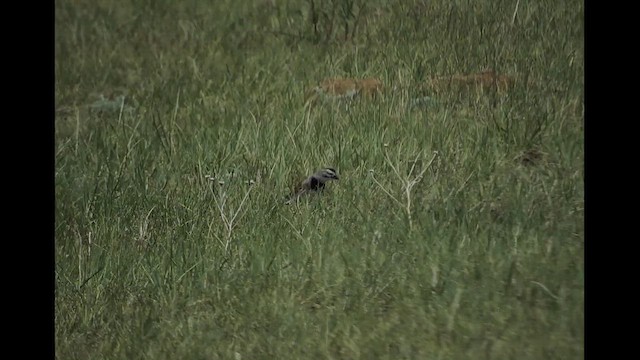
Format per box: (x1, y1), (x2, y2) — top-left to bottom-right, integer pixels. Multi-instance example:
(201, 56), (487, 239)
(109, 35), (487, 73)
(55, 0), (583, 358)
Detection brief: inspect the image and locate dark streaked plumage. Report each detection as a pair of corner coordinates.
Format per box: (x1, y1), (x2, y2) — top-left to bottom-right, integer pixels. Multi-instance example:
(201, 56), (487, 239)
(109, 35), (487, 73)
(285, 167), (339, 204)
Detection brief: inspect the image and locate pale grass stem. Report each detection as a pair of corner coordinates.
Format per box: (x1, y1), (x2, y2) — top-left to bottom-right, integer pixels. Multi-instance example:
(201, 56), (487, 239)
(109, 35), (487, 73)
(530, 281), (560, 300)
(512, 0), (521, 25)
(447, 287), (464, 332)
(213, 183), (255, 254)
(370, 150), (439, 230)
(136, 206), (156, 249)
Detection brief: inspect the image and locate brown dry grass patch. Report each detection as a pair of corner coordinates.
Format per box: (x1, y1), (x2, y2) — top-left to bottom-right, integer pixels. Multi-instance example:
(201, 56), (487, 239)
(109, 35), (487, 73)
(304, 77), (384, 105)
(426, 70), (519, 93)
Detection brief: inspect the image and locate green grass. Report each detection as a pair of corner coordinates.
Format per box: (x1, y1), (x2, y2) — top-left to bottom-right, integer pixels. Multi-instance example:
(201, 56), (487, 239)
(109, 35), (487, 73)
(55, 0), (584, 358)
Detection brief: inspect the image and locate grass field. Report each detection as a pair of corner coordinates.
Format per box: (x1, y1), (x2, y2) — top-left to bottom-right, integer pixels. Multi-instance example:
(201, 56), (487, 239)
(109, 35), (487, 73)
(55, 0), (584, 358)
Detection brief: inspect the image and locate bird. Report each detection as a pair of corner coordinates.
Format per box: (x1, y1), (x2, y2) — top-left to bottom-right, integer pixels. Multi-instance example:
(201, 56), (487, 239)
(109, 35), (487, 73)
(285, 167), (340, 204)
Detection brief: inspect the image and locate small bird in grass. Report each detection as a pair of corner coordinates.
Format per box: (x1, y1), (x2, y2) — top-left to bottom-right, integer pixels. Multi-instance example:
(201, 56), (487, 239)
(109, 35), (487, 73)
(285, 167), (340, 204)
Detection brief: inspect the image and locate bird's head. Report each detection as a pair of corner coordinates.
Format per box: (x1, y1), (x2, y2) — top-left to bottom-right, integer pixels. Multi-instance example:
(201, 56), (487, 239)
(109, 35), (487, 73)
(315, 167), (340, 182)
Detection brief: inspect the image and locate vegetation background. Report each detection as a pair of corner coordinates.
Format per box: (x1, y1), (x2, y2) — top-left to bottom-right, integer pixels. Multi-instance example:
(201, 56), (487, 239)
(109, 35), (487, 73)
(55, 0), (584, 358)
